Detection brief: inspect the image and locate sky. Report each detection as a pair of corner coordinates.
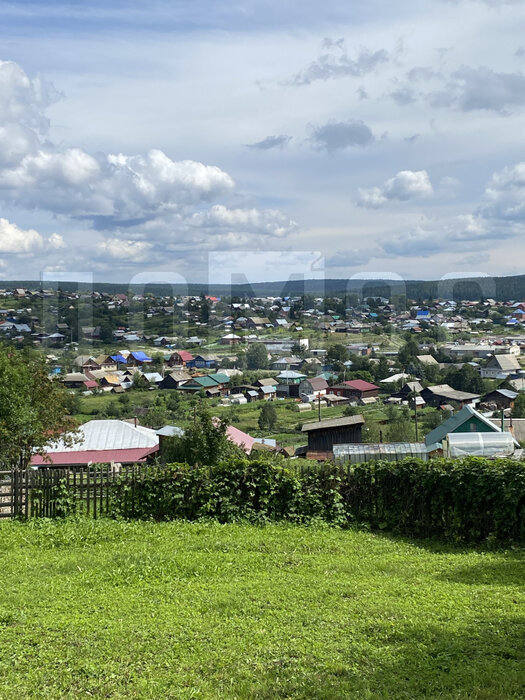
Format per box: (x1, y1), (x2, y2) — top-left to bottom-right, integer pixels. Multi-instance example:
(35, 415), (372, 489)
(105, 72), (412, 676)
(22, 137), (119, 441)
(0, 0), (525, 285)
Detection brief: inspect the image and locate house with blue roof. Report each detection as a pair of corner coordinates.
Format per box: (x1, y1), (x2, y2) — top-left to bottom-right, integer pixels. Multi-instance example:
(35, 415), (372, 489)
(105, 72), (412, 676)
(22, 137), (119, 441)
(127, 351), (152, 366)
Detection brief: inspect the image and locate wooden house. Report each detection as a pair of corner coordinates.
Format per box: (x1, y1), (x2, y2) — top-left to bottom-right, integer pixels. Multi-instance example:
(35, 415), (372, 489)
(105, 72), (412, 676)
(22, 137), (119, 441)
(301, 415), (365, 460)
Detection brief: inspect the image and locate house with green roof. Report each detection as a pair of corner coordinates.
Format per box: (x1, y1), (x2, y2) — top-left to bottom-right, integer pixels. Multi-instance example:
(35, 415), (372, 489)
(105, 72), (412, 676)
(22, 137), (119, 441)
(178, 372), (230, 397)
(424, 404), (506, 449)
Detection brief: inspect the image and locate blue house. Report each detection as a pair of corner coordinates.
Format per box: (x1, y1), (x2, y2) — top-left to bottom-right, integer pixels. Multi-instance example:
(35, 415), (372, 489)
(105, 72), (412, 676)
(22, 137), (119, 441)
(186, 354), (219, 369)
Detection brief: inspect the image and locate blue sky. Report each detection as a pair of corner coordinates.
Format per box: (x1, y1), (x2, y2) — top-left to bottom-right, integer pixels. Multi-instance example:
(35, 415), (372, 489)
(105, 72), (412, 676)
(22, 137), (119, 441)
(0, 0), (524, 284)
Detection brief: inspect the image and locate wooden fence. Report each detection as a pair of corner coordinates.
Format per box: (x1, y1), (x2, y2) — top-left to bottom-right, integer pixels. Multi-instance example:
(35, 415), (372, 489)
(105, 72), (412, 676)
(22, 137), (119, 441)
(2, 464), (157, 520)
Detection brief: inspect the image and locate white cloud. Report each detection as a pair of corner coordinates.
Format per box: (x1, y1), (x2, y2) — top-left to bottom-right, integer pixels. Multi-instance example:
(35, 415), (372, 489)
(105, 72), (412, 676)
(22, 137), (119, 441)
(380, 214), (496, 258)
(0, 58), (298, 259)
(188, 204), (298, 238)
(99, 238), (153, 262)
(0, 146), (235, 225)
(480, 162), (525, 220)
(0, 60), (59, 134)
(358, 170), (433, 208)
(0, 217), (63, 254)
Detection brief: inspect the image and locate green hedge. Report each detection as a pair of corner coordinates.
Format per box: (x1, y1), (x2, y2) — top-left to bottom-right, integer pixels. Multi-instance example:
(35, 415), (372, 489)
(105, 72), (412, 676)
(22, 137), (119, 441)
(107, 457), (525, 543)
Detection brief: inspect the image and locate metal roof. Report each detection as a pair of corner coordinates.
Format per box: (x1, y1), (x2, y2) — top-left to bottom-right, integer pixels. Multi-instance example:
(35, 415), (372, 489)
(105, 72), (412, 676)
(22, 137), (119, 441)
(32, 446), (158, 466)
(343, 379), (379, 391)
(208, 372), (230, 384)
(260, 385), (275, 393)
(301, 415), (365, 432)
(156, 425), (185, 437)
(424, 405), (501, 446)
(423, 384), (480, 401)
(43, 419), (159, 453)
(277, 370), (306, 379)
(334, 443), (428, 463)
(63, 373), (89, 382)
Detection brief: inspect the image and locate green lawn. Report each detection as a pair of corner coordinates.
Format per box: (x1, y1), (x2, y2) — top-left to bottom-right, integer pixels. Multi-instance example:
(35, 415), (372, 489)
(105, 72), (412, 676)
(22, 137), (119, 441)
(0, 520), (523, 699)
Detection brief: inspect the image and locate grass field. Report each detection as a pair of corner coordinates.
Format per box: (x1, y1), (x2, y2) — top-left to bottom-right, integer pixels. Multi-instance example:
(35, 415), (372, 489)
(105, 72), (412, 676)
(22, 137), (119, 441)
(0, 520), (523, 699)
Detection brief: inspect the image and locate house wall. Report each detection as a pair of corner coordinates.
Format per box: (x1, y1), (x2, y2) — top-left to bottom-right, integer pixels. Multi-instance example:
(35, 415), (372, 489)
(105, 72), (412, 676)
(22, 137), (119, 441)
(307, 425), (363, 451)
(453, 417), (494, 434)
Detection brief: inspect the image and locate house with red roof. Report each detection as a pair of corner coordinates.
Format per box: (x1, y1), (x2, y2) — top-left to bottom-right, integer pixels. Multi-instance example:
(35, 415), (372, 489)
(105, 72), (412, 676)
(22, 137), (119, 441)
(167, 350), (194, 367)
(32, 419), (159, 467)
(329, 379), (380, 400)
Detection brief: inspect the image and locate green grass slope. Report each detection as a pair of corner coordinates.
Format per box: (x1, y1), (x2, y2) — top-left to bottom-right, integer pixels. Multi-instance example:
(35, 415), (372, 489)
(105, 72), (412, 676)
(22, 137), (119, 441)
(0, 520), (523, 699)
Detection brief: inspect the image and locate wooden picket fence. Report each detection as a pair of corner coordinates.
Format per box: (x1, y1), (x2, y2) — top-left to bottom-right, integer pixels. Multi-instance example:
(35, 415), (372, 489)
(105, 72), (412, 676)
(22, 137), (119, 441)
(1, 464), (157, 520)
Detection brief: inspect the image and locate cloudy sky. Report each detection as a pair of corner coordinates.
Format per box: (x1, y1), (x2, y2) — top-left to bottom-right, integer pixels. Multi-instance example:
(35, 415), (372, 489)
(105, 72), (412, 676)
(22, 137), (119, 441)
(1, 0), (525, 285)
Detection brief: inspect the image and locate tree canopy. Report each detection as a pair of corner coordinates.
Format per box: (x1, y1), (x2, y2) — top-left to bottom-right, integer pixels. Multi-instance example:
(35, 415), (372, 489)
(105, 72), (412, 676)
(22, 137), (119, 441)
(0, 348), (78, 469)
(246, 343), (269, 370)
(161, 404), (240, 465)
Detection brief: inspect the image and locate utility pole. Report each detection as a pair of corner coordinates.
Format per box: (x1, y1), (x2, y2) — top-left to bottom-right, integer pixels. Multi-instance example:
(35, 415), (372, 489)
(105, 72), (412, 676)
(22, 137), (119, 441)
(318, 394), (321, 421)
(413, 393), (419, 441)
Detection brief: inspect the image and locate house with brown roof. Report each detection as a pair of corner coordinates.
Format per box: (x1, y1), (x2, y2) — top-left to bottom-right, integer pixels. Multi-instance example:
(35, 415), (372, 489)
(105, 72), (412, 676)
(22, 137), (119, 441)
(420, 384), (480, 408)
(160, 370), (192, 390)
(301, 415), (365, 460)
(330, 379), (380, 400)
(299, 376), (329, 398)
(245, 317), (271, 330)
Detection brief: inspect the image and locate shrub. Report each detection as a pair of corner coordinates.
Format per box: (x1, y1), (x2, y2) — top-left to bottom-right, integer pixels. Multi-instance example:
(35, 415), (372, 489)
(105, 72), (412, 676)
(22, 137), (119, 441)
(106, 456), (525, 543)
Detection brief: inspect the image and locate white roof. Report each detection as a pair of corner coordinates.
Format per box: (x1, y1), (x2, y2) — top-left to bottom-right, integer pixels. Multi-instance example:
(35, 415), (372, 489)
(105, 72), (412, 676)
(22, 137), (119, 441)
(45, 420), (159, 453)
(380, 372), (410, 383)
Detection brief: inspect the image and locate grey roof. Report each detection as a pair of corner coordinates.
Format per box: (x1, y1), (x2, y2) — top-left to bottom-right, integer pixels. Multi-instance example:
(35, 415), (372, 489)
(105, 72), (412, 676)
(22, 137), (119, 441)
(492, 389), (518, 399)
(46, 420), (159, 452)
(63, 372), (89, 382)
(416, 354), (438, 365)
(488, 418), (525, 443)
(486, 354), (521, 371)
(256, 377), (278, 386)
(423, 384), (480, 401)
(301, 415), (365, 432)
(143, 372), (163, 383)
(424, 405), (501, 446)
(277, 370), (306, 379)
(156, 425), (185, 437)
(302, 377), (329, 390)
(260, 385), (276, 394)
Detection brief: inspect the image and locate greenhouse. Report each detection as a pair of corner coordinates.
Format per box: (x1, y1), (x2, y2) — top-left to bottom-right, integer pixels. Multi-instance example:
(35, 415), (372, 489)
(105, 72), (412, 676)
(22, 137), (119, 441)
(333, 443), (429, 464)
(444, 432), (516, 458)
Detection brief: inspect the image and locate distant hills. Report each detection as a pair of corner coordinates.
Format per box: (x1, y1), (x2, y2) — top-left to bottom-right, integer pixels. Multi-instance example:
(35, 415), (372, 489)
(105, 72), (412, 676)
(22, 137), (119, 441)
(2, 273), (524, 301)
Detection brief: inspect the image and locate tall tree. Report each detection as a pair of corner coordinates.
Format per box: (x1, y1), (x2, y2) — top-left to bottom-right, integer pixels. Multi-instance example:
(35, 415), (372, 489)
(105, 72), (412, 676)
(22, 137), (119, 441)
(162, 405), (239, 465)
(0, 348), (78, 469)
(246, 343), (269, 370)
(258, 402), (277, 431)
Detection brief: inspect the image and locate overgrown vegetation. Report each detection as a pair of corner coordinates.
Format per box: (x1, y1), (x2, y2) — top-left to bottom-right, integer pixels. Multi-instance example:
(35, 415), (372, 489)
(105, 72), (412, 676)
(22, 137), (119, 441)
(0, 346), (78, 469)
(103, 456), (525, 544)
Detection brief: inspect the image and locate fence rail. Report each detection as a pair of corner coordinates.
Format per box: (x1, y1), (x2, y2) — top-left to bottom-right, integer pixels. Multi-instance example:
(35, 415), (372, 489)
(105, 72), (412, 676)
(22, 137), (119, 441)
(2, 464), (156, 520)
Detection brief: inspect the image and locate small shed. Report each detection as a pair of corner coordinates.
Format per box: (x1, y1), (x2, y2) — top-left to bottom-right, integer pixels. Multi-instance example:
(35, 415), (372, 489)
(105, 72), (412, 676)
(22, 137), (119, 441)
(301, 415), (364, 459)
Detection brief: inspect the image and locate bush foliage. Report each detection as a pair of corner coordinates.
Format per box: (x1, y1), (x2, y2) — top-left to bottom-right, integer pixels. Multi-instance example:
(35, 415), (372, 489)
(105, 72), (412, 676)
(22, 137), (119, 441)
(108, 456), (525, 543)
